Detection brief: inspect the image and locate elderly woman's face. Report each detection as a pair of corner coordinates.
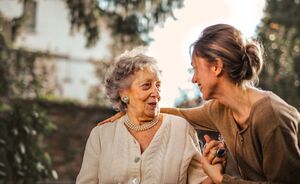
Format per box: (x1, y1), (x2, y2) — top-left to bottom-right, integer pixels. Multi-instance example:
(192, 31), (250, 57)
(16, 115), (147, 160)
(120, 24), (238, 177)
(124, 67), (161, 118)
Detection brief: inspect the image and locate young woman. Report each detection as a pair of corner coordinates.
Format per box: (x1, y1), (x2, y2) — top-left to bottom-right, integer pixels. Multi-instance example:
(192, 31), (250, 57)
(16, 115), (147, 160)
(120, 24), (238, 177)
(163, 24), (300, 183)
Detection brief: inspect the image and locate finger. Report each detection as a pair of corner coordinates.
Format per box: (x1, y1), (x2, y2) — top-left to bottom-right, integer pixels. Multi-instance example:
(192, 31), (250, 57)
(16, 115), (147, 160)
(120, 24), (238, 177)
(97, 116), (116, 126)
(97, 119), (112, 126)
(115, 111), (125, 118)
(200, 154), (210, 166)
(204, 134), (212, 143)
(201, 155), (224, 183)
(206, 149), (218, 163)
(206, 152), (214, 164)
(217, 141), (225, 149)
(211, 157), (225, 165)
(204, 140), (219, 156)
(200, 177), (214, 184)
(97, 112), (125, 126)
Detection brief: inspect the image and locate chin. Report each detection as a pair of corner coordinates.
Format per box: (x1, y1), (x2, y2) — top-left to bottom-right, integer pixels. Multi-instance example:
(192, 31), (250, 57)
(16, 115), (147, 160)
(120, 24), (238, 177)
(201, 93), (210, 101)
(202, 96), (209, 101)
(147, 109), (159, 117)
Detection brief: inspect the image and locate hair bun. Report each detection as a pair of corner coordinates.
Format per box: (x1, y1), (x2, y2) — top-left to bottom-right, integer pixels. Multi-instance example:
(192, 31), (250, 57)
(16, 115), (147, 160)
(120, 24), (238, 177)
(242, 41), (263, 83)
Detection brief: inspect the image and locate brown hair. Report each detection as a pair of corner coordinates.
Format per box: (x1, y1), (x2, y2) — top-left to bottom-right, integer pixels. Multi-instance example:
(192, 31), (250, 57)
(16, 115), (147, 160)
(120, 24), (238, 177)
(191, 24), (263, 86)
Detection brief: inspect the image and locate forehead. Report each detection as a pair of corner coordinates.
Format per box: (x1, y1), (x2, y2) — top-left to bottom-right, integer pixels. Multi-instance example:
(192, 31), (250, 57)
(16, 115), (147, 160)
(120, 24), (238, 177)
(191, 54), (200, 66)
(133, 67), (160, 81)
(191, 54), (210, 67)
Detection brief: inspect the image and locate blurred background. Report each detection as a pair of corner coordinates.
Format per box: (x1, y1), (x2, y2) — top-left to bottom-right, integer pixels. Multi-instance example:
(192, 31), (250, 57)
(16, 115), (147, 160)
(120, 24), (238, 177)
(0, 0), (299, 183)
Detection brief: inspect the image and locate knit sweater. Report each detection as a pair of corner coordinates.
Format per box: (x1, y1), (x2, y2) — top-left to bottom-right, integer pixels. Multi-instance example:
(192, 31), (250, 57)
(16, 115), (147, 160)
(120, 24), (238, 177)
(174, 92), (300, 184)
(76, 114), (207, 184)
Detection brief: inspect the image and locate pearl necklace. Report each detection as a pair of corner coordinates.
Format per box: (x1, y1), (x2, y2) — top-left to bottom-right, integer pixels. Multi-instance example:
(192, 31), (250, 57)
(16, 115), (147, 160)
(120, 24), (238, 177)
(124, 114), (160, 131)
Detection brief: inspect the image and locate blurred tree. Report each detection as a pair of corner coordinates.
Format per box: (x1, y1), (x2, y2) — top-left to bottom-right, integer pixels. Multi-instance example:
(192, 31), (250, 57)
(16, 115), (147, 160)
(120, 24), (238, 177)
(69, 0), (185, 105)
(66, 0), (183, 48)
(257, 0), (300, 110)
(0, 1), (58, 180)
(0, 101), (57, 184)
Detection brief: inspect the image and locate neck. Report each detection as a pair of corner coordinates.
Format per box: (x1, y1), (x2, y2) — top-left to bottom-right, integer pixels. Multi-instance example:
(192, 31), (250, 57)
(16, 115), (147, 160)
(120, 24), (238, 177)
(124, 113), (160, 132)
(213, 81), (253, 128)
(126, 110), (158, 125)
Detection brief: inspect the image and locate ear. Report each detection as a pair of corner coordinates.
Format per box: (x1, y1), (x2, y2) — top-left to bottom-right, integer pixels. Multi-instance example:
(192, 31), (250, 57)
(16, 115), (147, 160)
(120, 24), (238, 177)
(119, 89), (129, 98)
(211, 58), (223, 77)
(119, 89), (128, 99)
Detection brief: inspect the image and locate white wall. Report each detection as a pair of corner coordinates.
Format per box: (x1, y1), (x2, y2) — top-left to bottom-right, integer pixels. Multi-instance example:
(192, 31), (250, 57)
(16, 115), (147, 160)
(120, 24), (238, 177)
(0, 0), (23, 18)
(0, 0), (112, 102)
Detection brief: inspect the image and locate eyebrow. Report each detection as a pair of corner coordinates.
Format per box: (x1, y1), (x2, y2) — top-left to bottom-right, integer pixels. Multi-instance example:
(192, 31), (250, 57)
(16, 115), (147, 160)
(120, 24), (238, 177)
(139, 78), (161, 84)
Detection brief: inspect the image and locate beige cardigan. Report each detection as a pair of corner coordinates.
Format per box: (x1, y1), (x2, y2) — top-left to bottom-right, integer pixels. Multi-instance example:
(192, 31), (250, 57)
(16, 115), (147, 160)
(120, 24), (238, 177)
(76, 114), (207, 184)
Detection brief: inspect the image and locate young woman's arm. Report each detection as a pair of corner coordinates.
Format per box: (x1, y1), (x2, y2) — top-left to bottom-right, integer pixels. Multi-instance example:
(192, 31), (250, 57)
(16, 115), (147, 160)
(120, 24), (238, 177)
(161, 101), (218, 131)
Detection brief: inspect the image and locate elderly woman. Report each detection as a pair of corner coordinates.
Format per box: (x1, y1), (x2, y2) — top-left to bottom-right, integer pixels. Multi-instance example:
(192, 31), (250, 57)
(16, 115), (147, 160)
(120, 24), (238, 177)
(76, 51), (221, 184)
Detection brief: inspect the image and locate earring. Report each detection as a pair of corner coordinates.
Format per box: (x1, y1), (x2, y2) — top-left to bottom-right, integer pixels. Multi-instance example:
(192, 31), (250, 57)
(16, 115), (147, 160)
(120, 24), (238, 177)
(121, 96), (129, 104)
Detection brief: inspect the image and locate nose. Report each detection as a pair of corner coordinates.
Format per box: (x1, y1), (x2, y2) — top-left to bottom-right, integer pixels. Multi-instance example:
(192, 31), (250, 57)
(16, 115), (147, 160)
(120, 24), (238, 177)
(150, 86), (160, 99)
(192, 73), (197, 84)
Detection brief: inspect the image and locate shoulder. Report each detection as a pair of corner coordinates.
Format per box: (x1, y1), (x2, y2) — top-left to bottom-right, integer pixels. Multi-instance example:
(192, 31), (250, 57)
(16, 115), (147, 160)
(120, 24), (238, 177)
(268, 93), (299, 117)
(253, 92), (299, 121)
(204, 100), (227, 116)
(91, 117), (124, 137)
(162, 113), (190, 126)
(251, 92), (299, 135)
(162, 113), (197, 133)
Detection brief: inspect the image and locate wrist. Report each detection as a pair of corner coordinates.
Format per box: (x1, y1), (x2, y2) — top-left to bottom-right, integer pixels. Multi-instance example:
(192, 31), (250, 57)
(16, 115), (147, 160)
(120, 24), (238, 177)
(215, 174), (223, 184)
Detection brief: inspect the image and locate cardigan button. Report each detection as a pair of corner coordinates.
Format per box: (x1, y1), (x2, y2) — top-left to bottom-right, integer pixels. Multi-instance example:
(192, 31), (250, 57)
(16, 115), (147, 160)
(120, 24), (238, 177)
(131, 177), (139, 184)
(134, 157), (140, 163)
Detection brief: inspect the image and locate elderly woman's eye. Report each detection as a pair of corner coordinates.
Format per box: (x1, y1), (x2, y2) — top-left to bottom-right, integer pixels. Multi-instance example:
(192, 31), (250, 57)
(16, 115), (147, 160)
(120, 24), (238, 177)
(142, 83), (151, 89)
(156, 83), (161, 90)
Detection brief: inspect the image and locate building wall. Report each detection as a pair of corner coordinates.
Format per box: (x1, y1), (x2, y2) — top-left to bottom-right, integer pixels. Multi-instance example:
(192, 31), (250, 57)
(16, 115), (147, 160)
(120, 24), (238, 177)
(36, 100), (115, 183)
(0, 0), (112, 102)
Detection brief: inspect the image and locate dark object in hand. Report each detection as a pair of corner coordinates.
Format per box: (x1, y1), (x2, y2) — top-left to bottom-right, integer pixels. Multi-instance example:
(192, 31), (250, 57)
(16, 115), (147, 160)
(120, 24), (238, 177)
(215, 148), (226, 158)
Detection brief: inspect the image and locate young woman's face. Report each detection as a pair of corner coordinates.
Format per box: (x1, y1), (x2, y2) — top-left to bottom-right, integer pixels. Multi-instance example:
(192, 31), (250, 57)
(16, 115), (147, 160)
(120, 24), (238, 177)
(191, 56), (218, 100)
(124, 67), (161, 119)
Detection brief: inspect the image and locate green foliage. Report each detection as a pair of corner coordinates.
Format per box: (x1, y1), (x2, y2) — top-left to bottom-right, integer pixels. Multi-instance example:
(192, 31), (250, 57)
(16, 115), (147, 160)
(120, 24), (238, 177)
(66, 0), (184, 47)
(1, 1), (186, 182)
(0, 35), (40, 98)
(80, 0), (185, 104)
(264, 0), (300, 31)
(0, 102), (57, 184)
(257, 0), (300, 110)
(0, 24), (57, 184)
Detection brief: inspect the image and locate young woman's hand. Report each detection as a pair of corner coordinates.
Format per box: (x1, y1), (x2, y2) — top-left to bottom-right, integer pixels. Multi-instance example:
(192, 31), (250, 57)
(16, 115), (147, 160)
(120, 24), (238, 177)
(200, 177), (214, 184)
(97, 112), (125, 126)
(203, 135), (226, 165)
(200, 135), (226, 184)
(200, 155), (223, 184)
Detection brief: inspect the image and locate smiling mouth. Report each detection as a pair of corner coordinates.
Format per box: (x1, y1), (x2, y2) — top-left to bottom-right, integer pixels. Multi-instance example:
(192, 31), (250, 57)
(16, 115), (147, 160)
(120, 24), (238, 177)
(198, 85), (203, 91)
(148, 102), (158, 108)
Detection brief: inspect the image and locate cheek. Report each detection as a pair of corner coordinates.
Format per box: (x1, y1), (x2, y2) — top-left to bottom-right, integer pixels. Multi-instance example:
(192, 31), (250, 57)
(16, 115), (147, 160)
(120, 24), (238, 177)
(195, 71), (202, 81)
(136, 93), (149, 102)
